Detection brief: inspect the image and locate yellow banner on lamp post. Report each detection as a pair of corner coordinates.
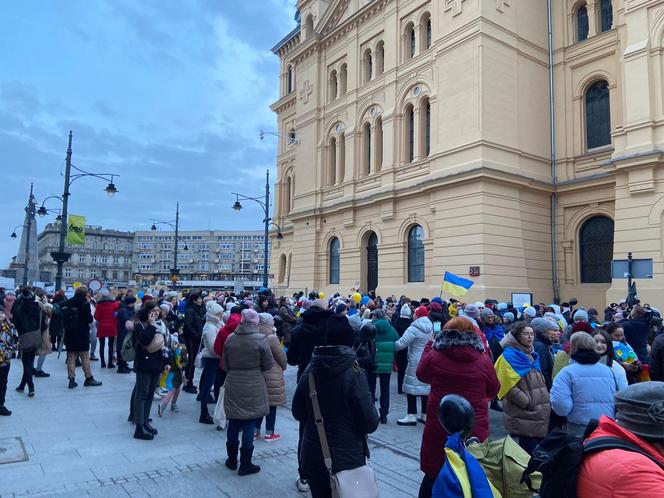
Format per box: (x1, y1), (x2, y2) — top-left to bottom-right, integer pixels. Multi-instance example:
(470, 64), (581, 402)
(66, 214), (86, 245)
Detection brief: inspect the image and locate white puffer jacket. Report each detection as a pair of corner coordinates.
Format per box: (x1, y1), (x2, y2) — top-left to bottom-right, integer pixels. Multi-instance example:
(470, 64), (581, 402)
(395, 317), (433, 396)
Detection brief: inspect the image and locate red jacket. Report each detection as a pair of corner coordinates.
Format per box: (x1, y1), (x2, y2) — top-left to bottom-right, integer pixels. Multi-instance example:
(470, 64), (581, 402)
(214, 313), (240, 370)
(416, 330), (500, 479)
(94, 299), (119, 338)
(577, 416), (664, 497)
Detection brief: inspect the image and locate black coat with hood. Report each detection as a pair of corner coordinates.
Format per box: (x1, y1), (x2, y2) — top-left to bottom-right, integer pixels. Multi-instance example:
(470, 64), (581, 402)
(292, 345), (379, 480)
(183, 300), (204, 340)
(63, 292), (93, 352)
(12, 294), (47, 337)
(287, 307), (332, 380)
(533, 332), (555, 390)
(355, 324), (377, 372)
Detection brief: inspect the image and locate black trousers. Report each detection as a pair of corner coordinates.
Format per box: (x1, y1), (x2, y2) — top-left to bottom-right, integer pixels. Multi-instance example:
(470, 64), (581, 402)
(308, 474), (332, 498)
(407, 394), (428, 415)
(0, 364), (9, 406)
(184, 336), (200, 388)
(131, 371), (160, 426)
(418, 474), (434, 498)
(396, 349), (408, 394)
(99, 337), (115, 364)
(19, 349), (36, 391)
(116, 329), (127, 367)
(367, 372), (391, 416)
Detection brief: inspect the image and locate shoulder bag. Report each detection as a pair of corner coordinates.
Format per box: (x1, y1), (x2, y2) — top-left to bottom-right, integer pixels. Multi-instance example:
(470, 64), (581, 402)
(18, 309), (43, 352)
(308, 372), (379, 498)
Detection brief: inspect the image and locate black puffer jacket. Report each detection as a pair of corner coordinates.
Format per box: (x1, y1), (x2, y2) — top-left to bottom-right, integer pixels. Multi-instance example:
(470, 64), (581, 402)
(183, 301), (204, 340)
(292, 345), (379, 480)
(12, 295), (47, 336)
(287, 307), (332, 381)
(134, 321), (167, 374)
(63, 293), (93, 352)
(533, 333), (555, 390)
(394, 316), (413, 338)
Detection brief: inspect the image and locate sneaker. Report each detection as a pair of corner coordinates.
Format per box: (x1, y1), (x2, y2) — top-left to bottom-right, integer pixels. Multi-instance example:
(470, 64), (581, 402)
(89, 355), (99, 361)
(15, 385), (25, 393)
(170, 403), (179, 413)
(28, 390), (35, 398)
(153, 391), (163, 401)
(34, 370), (50, 378)
(0, 405), (11, 416)
(264, 433), (281, 442)
(158, 388), (169, 395)
(295, 478), (310, 493)
(417, 414), (427, 424)
(253, 432), (260, 441)
(397, 414), (417, 426)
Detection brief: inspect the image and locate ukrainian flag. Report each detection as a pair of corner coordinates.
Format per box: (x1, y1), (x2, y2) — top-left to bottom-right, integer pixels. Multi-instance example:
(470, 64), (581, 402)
(442, 271), (474, 297)
(494, 347), (541, 400)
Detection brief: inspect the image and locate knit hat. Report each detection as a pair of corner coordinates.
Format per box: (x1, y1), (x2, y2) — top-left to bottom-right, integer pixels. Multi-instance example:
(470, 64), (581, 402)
(574, 309), (589, 322)
(370, 309), (385, 319)
(311, 299), (328, 310)
(159, 303), (172, 314)
(335, 302), (348, 314)
(587, 308), (598, 318)
(503, 312), (515, 322)
(347, 314), (362, 332)
(258, 312), (274, 328)
(207, 302), (224, 316)
(429, 302), (443, 314)
(431, 297), (443, 305)
(325, 315), (355, 347)
(141, 295), (153, 303)
(463, 305), (480, 321)
(523, 306), (537, 318)
(415, 306), (429, 319)
(571, 321), (594, 334)
(241, 308), (259, 325)
(531, 317), (557, 335)
(615, 382), (664, 440)
(497, 302), (508, 311)
(481, 308), (494, 318)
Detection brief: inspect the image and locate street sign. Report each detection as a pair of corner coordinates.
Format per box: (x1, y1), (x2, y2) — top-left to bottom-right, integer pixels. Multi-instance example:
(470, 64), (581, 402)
(612, 259), (653, 279)
(88, 279), (103, 293)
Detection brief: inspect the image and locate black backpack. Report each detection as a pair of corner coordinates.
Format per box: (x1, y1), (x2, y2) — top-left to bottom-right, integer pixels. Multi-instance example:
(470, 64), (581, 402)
(522, 423), (664, 498)
(60, 304), (80, 331)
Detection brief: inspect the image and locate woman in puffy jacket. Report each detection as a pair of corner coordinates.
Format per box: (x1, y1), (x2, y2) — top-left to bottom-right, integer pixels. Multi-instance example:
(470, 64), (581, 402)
(395, 306), (432, 426)
(255, 313), (287, 441)
(416, 317), (500, 498)
(94, 289), (119, 368)
(551, 331), (624, 435)
(198, 302), (223, 425)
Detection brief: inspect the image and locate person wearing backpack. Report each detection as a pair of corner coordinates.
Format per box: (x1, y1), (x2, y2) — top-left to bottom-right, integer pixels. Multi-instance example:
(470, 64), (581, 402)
(63, 286), (102, 389)
(495, 321), (550, 455)
(577, 382), (664, 497)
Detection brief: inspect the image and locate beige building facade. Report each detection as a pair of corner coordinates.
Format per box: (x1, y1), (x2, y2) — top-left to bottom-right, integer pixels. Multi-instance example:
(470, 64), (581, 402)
(269, 0), (664, 309)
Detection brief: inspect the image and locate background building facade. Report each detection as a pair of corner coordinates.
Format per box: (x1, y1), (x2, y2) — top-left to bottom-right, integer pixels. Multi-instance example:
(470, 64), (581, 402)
(38, 223), (134, 288)
(270, 0), (664, 308)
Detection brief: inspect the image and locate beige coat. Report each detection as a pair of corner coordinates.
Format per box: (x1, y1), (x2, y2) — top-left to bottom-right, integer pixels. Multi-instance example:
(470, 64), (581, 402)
(222, 323), (273, 420)
(259, 320), (287, 406)
(501, 334), (551, 438)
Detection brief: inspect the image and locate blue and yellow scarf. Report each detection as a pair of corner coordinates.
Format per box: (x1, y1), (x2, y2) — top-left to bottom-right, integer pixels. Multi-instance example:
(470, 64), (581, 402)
(495, 346), (541, 400)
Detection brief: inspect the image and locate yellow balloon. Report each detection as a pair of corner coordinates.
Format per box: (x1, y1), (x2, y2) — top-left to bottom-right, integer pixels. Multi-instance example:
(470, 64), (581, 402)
(318, 291), (326, 300)
(352, 292), (362, 303)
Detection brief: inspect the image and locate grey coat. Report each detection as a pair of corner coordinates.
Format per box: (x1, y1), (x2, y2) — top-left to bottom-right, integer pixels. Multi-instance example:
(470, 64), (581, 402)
(394, 317), (432, 396)
(223, 323), (274, 420)
(259, 322), (288, 406)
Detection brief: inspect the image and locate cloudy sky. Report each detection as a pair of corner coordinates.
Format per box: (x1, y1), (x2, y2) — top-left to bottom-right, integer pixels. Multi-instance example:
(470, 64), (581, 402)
(0, 0), (297, 267)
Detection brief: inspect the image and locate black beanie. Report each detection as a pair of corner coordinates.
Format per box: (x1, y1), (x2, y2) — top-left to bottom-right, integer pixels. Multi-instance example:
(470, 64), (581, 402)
(325, 315), (355, 347)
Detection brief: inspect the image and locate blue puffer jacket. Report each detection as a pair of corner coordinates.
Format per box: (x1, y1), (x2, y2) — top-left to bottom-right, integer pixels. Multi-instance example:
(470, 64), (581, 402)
(550, 358), (619, 427)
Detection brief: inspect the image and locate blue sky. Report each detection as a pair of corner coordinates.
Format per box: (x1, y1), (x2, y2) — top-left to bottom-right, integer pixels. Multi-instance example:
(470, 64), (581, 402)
(0, 0), (297, 267)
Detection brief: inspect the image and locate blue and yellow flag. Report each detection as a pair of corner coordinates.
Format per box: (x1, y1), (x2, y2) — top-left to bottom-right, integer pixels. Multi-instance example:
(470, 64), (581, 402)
(432, 432), (501, 498)
(442, 271), (474, 297)
(494, 347), (541, 400)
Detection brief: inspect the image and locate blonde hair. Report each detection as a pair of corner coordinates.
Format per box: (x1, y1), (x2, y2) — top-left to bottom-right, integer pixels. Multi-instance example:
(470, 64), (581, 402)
(570, 331), (596, 355)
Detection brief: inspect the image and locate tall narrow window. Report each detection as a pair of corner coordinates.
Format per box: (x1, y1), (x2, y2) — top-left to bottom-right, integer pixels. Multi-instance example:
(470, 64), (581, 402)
(405, 23), (415, 60)
(329, 70), (338, 101)
(375, 117), (383, 172)
(329, 237), (340, 284)
(577, 4), (589, 42)
(338, 133), (346, 182)
(305, 14), (314, 40)
(339, 64), (347, 95)
(580, 216), (614, 283)
(363, 49), (373, 82)
(422, 13), (432, 49)
(405, 104), (414, 163)
(285, 176), (293, 213)
(410, 26), (416, 57)
(586, 80), (611, 149)
(600, 0), (612, 32)
(278, 254), (287, 283)
(329, 137), (337, 186)
(287, 65), (294, 93)
(363, 123), (372, 175)
(376, 41), (384, 76)
(421, 98), (431, 157)
(408, 225), (425, 282)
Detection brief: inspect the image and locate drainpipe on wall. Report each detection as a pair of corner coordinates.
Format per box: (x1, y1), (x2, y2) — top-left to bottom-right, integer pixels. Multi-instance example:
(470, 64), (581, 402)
(547, 0), (561, 304)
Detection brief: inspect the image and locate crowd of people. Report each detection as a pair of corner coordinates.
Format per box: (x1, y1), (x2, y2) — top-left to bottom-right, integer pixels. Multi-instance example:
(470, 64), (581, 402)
(1, 284), (664, 497)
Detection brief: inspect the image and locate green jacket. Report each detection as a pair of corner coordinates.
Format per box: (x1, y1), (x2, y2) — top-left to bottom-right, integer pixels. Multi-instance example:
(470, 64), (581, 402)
(373, 318), (398, 374)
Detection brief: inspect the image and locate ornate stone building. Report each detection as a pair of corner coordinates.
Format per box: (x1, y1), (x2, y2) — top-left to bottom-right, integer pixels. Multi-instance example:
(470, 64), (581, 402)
(270, 0), (664, 308)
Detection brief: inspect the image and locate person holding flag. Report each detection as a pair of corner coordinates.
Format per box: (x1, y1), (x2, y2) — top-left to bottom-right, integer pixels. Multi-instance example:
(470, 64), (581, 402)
(494, 322), (550, 455)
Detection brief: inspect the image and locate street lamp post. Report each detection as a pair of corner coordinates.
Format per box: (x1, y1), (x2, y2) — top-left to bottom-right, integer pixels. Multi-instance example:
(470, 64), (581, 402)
(151, 203), (187, 290)
(52, 131), (120, 291)
(232, 170), (283, 289)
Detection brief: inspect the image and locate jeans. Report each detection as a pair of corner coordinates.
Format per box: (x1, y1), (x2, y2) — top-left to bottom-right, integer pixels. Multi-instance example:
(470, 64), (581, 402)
(116, 328), (128, 367)
(418, 474), (434, 498)
(367, 372), (391, 416)
(67, 351), (92, 379)
(407, 395), (428, 415)
(297, 421), (305, 479)
(227, 418), (258, 449)
(89, 329), (97, 357)
(199, 357), (218, 415)
(0, 364), (9, 405)
(36, 354), (46, 371)
(255, 406), (277, 434)
(184, 336), (200, 388)
(395, 349), (408, 394)
(19, 349), (36, 391)
(132, 371), (160, 426)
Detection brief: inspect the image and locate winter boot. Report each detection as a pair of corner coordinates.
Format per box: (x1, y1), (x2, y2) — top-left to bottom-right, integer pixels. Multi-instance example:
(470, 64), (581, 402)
(238, 447), (260, 476)
(225, 441), (239, 470)
(68, 378), (78, 389)
(143, 422), (158, 435)
(84, 377), (102, 387)
(133, 425), (154, 441)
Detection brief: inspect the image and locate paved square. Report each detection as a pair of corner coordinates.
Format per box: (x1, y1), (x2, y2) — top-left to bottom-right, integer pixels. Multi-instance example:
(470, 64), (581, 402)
(0, 437), (28, 465)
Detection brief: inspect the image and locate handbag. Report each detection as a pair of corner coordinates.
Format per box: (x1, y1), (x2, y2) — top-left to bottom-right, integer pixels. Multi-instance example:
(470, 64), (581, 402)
(194, 336), (204, 369)
(213, 386), (227, 429)
(38, 328), (52, 356)
(18, 309), (43, 351)
(308, 372), (379, 498)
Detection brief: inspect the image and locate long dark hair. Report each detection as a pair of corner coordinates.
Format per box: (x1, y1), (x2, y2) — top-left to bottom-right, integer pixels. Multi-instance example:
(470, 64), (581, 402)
(592, 329), (614, 367)
(136, 300), (158, 323)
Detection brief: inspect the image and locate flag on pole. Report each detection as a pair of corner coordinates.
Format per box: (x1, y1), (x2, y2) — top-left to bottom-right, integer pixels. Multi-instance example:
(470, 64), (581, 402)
(66, 214), (86, 245)
(441, 271), (474, 297)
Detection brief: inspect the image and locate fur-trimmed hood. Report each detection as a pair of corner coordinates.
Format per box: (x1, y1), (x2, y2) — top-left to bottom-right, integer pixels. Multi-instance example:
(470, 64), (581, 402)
(433, 328), (485, 353)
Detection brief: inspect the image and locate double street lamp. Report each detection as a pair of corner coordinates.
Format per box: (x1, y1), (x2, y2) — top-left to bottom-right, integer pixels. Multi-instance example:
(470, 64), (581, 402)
(150, 202), (188, 289)
(232, 169), (283, 289)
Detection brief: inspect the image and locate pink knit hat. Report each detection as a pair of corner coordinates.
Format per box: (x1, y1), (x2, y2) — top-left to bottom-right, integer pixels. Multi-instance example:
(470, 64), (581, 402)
(241, 308), (259, 325)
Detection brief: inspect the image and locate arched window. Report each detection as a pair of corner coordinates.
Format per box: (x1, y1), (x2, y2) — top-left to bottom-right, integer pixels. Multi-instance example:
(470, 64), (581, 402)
(576, 3), (589, 42)
(375, 117), (383, 172)
(375, 41), (385, 77)
(405, 104), (415, 163)
(338, 133), (345, 182)
(405, 22), (415, 60)
(422, 13), (432, 50)
(579, 216), (614, 283)
(329, 70), (338, 101)
(285, 176), (293, 214)
(329, 237), (340, 284)
(408, 225), (425, 282)
(363, 122), (372, 175)
(363, 49), (373, 83)
(421, 98), (431, 157)
(278, 254), (287, 283)
(328, 137), (337, 186)
(600, 0), (612, 32)
(305, 14), (314, 40)
(339, 64), (347, 95)
(585, 80), (611, 149)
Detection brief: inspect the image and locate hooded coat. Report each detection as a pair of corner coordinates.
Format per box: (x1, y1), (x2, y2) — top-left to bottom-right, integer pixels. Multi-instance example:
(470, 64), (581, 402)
(577, 416), (664, 497)
(62, 293), (93, 352)
(292, 345), (379, 481)
(183, 300), (204, 340)
(372, 317), (399, 374)
(287, 307), (332, 381)
(12, 295), (48, 338)
(94, 297), (118, 338)
(259, 317), (287, 406)
(201, 312), (222, 359)
(394, 316), (432, 396)
(533, 331), (556, 389)
(214, 312), (240, 370)
(222, 322), (273, 420)
(416, 329), (500, 479)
